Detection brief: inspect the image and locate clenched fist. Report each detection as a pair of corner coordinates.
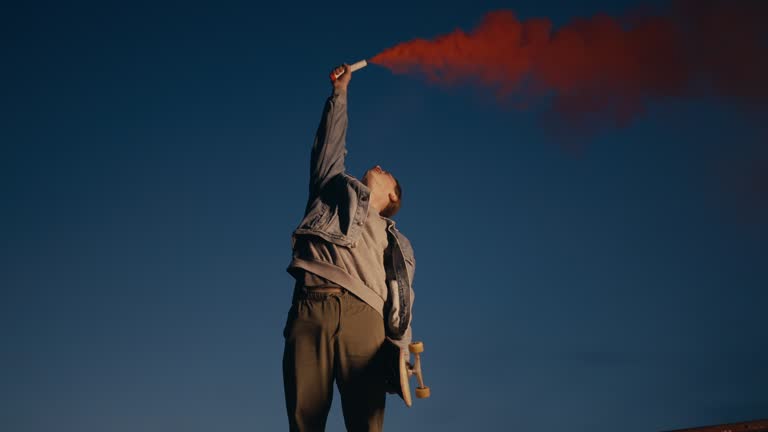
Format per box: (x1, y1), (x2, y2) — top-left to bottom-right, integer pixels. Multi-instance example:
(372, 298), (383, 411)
(331, 64), (351, 91)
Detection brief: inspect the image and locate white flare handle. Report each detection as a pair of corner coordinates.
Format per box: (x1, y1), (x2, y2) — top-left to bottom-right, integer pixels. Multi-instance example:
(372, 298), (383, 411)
(331, 60), (368, 81)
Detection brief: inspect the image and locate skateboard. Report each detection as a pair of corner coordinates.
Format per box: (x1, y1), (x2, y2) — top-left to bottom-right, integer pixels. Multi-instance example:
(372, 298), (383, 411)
(381, 339), (430, 407)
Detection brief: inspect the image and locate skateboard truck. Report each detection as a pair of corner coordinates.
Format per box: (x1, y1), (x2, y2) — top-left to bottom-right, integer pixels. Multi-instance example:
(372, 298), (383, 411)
(382, 339), (431, 407)
(407, 342), (431, 401)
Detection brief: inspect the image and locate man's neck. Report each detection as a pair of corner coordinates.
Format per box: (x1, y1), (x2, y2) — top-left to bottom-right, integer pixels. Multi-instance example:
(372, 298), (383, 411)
(368, 191), (387, 216)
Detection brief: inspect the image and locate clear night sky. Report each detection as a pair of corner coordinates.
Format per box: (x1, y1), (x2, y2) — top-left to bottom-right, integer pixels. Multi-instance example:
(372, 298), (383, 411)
(2, 1), (766, 431)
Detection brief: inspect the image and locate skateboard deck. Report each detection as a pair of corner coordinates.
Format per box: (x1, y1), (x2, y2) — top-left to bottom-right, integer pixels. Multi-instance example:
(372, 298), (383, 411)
(381, 339), (430, 407)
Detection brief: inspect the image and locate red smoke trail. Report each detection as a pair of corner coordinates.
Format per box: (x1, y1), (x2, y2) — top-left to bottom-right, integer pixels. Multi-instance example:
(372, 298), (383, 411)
(370, 0), (768, 131)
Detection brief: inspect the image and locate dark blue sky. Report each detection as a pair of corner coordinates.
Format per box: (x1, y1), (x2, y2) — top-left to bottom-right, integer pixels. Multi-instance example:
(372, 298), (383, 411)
(2, 1), (766, 431)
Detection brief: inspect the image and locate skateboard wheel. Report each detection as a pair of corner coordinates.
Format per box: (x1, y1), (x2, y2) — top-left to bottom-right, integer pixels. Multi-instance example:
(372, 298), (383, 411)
(415, 386), (430, 398)
(409, 342), (424, 354)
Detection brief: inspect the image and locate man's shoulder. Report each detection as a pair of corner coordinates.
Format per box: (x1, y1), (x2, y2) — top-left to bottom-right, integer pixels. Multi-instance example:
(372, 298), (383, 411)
(317, 172), (357, 197)
(340, 172), (364, 186)
(394, 229), (414, 254)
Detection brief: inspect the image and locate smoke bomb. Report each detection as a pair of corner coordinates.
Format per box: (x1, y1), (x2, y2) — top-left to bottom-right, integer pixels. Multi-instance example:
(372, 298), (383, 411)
(331, 60), (368, 81)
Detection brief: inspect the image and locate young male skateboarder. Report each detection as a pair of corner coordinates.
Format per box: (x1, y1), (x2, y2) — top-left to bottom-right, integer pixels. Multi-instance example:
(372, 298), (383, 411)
(281, 64), (417, 432)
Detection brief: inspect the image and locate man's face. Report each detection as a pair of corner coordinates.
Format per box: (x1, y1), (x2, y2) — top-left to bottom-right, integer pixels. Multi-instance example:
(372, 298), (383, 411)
(362, 165), (398, 201)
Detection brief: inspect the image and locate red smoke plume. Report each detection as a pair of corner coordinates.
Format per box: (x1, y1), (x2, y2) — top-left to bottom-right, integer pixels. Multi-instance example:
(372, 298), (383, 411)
(370, 0), (768, 130)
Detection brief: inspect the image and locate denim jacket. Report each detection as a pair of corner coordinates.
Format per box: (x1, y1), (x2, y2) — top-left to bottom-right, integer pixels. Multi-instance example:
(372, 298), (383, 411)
(287, 88), (415, 342)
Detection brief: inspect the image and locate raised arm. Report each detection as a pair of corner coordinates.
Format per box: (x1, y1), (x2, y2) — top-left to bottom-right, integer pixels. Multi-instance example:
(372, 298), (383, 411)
(308, 64), (352, 201)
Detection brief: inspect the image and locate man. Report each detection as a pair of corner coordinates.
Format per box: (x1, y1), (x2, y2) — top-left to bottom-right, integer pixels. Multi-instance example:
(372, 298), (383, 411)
(282, 64), (417, 432)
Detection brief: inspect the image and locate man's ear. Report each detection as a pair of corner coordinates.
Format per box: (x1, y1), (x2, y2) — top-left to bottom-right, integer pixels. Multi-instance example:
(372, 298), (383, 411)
(388, 191), (399, 203)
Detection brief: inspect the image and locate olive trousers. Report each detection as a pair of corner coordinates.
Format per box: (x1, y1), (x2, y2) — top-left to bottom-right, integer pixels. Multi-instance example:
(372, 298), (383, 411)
(282, 286), (386, 432)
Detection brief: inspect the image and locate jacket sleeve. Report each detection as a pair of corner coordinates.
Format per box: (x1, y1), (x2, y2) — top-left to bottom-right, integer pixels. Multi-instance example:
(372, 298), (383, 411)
(389, 248), (416, 352)
(308, 88), (348, 202)
(389, 286), (415, 351)
(403, 253), (415, 348)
